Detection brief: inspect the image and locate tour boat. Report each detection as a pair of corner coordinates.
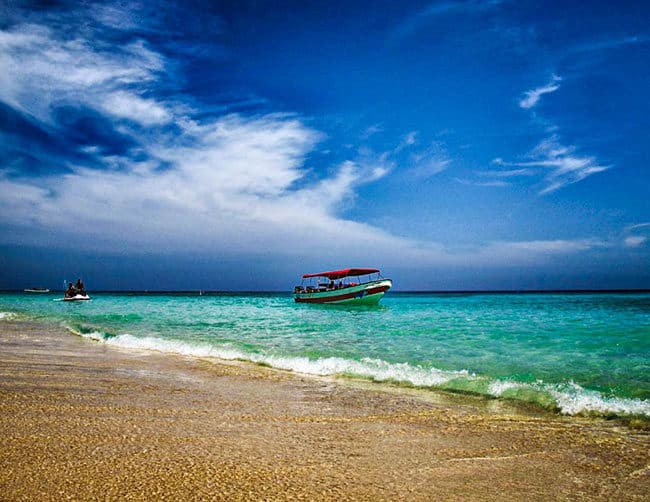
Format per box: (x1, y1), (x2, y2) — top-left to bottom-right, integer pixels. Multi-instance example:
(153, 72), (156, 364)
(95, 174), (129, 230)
(294, 268), (392, 305)
(24, 287), (50, 293)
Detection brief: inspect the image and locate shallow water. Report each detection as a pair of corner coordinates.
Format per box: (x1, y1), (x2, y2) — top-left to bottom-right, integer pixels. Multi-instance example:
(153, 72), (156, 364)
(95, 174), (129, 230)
(1, 291), (649, 418)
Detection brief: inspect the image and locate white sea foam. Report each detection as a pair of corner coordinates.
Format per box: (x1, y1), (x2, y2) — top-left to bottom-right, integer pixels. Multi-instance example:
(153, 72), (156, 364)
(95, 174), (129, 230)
(261, 354), (470, 386)
(77, 331), (470, 384)
(488, 379), (525, 396)
(489, 379), (650, 417)
(80, 331), (245, 360)
(77, 329), (650, 419)
(549, 382), (650, 416)
(0, 312), (17, 320)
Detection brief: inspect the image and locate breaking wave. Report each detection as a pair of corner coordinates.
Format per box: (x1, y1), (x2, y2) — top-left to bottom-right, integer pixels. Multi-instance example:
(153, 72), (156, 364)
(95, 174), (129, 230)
(72, 328), (650, 419)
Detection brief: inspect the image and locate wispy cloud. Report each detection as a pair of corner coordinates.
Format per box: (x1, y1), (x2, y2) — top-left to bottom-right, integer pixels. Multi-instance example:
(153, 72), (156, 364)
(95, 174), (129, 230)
(495, 239), (603, 253)
(360, 124), (383, 139)
(477, 167), (537, 177)
(519, 75), (561, 109)
(493, 136), (610, 194)
(366, 131), (450, 180)
(0, 24), (165, 123)
(500, 73), (608, 194)
(390, 131), (418, 155)
(626, 222), (650, 232)
(453, 164), (536, 189)
(392, 134), (451, 179)
(623, 222), (650, 248)
(101, 91), (172, 126)
(455, 178), (509, 187)
(569, 35), (649, 55)
(392, 0), (505, 40)
(408, 157), (450, 178)
(0, 4), (622, 272)
(0, 13), (409, 264)
(0, 112), (397, 257)
(401, 131), (418, 148)
(624, 236), (647, 247)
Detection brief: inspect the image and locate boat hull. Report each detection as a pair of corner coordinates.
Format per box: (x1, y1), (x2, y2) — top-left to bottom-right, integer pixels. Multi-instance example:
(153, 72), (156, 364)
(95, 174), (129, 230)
(294, 279), (391, 305)
(63, 295), (90, 301)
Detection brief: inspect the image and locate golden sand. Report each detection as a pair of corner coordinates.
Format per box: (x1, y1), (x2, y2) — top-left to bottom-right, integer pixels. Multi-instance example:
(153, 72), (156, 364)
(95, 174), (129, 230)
(0, 320), (648, 500)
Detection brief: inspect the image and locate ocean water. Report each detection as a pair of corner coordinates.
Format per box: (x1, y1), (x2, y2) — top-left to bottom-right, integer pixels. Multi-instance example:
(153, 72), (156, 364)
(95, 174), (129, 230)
(1, 291), (649, 419)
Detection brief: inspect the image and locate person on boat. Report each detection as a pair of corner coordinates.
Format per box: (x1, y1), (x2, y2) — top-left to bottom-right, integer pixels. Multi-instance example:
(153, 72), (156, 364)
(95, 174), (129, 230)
(75, 278), (86, 296)
(65, 282), (77, 298)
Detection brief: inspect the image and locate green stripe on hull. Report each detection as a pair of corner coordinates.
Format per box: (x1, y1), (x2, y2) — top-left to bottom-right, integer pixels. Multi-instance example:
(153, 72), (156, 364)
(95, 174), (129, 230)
(329, 292), (385, 305)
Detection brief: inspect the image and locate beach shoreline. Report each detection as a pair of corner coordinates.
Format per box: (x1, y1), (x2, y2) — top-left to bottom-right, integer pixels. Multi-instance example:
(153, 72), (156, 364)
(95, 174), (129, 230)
(1, 319), (648, 500)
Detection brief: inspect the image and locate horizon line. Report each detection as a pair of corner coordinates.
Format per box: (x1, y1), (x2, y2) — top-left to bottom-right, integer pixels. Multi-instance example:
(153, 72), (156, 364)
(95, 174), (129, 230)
(7, 288), (650, 295)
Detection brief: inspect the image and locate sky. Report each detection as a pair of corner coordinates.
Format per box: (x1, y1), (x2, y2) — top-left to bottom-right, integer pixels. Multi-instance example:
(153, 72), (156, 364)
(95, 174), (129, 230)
(1, 0), (649, 291)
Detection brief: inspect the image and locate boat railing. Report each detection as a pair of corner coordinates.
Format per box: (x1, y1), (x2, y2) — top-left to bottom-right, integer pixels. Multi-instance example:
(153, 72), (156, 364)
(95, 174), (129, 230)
(295, 275), (388, 294)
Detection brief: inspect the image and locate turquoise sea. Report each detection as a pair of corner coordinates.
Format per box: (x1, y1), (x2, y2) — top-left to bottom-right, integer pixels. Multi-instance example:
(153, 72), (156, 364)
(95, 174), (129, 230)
(1, 291), (649, 419)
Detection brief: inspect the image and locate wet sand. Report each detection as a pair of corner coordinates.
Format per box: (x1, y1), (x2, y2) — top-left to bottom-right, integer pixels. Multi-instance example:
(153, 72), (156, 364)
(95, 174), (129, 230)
(0, 320), (648, 500)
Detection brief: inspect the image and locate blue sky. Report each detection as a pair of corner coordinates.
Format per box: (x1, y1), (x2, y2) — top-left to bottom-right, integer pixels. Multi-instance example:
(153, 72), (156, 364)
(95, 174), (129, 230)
(1, 0), (649, 290)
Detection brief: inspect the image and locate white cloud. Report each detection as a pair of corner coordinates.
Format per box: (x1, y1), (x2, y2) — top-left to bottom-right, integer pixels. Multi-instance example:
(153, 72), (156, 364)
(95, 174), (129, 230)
(391, 130), (418, 155)
(457, 164), (537, 188)
(403, 131), (417, 146)
(102, 91), (172, 125)
(0, 13), (613, 271)
(0, 23), (165, 123)
(570, 35), (649, 55)
(624, 236), (647, 247)
(494, 135), (609, 194)
(478, 166), (537, 177)
(360, 124), (383, 139)
(93, 4), (141, 30)
(409, 158), (450, 178)
(0, 111), (403, 261)
(392, 0), (504, 40)
(401, 140), (450, 179)
(519, 75), (561, 109)
(623, 222), (650, 248)
(455, 178), (509, 187)
(497, 239), (600, 253)
(0, 149), (611, 268)
(626, 222), (650, 232)
(0, 18), (406, 263)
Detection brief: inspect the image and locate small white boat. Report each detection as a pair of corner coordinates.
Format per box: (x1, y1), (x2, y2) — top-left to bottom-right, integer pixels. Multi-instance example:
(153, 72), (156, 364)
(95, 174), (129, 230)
(294, 268), (392, 305)
(24, 287), (50, 293)
(63, 294), (90, 302)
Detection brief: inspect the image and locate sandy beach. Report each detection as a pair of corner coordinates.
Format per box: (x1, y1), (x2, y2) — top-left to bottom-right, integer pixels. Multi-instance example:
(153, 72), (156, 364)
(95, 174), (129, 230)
(0, 319), (648, 500)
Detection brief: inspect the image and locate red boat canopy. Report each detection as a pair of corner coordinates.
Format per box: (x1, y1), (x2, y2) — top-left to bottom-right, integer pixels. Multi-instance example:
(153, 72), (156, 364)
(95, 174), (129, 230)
(302, 268), (380, 280)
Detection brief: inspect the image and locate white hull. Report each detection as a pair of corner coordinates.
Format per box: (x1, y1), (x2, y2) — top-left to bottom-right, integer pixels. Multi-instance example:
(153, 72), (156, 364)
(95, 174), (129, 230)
(63, 294), (90, 301)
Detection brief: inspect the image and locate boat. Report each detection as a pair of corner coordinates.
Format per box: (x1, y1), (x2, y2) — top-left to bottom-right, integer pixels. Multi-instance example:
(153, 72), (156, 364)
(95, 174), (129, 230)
(63, 279), (90, 301)
(294, 268), (392, 305)
(24, 287), (50, 293)
(63, 294), (90, 302)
